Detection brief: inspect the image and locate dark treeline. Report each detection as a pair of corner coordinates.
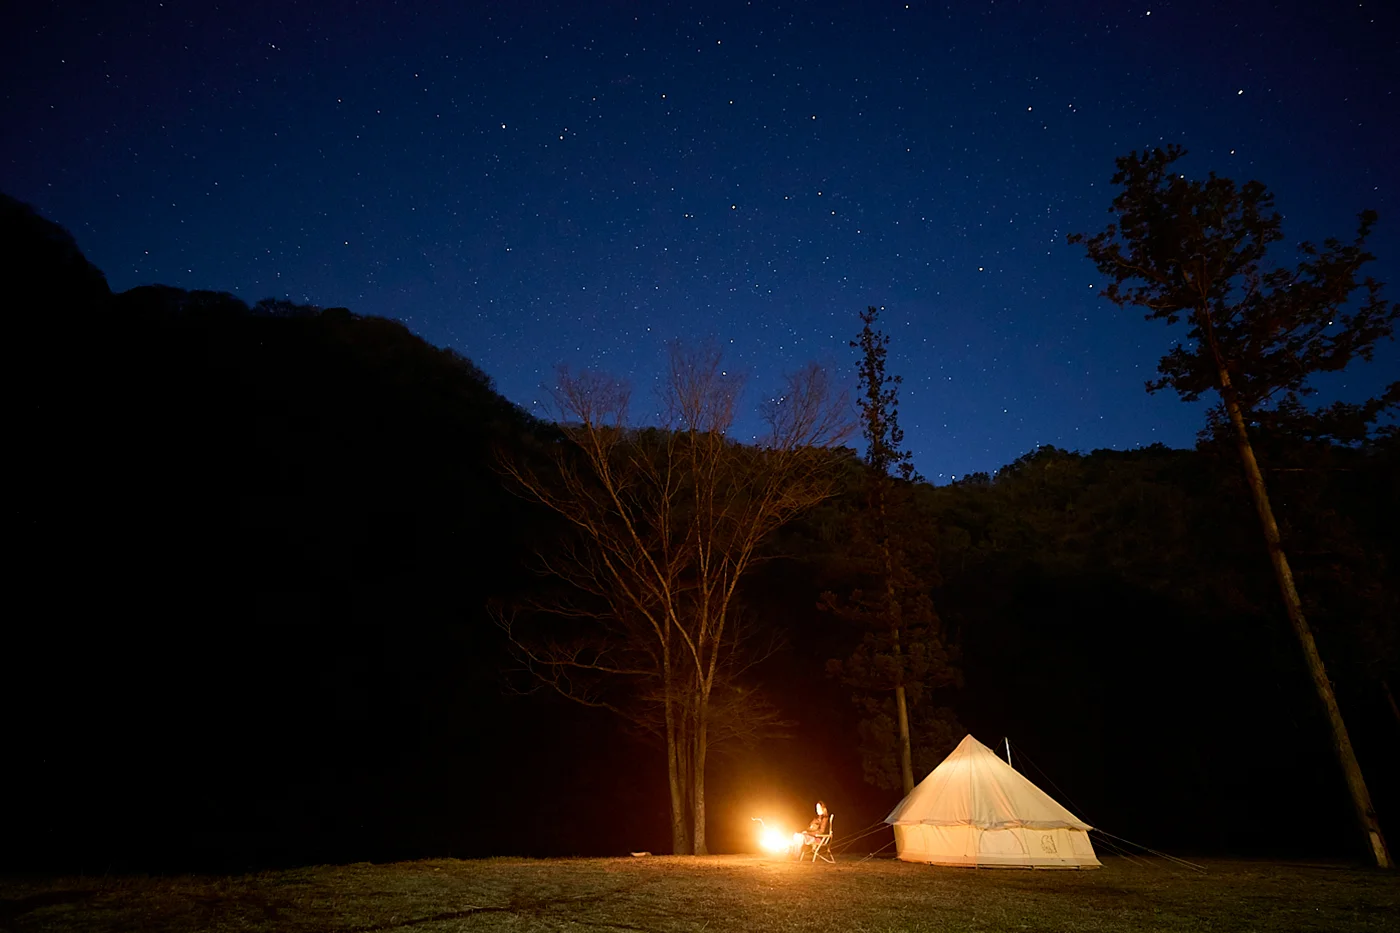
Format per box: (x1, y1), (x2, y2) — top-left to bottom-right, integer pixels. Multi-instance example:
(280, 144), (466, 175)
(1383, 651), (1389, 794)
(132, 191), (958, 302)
(6, 193), (1397, 872)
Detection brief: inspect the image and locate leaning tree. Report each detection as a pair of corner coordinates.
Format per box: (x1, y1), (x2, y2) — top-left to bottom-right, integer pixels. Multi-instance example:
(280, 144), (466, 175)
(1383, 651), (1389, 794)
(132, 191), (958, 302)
(1071, 145), (1398, 867)
(495, 343), (851, 854)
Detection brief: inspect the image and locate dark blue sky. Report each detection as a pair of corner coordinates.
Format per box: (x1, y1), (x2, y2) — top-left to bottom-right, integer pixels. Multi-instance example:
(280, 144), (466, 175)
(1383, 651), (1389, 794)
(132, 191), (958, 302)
(4, 0), (1396, 479)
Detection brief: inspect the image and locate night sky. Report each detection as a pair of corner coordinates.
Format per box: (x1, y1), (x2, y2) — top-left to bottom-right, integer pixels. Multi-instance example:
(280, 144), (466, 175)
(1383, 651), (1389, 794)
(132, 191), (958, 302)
(4, 1), (1397, 479)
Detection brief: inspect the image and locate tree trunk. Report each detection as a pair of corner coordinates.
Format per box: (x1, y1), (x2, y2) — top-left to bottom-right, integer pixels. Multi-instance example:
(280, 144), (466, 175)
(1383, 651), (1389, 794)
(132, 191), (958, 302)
(889, 581), (915, 795)
(889, 591), (914, 795)
(692, 695), (709, 855)
(879, 484), (916, 797)
(664, 660), (691, 855)
(667, 743), (690, 854)
(1215, 369), (1392, 868)
(894, 681), (914, 795)
(1383, 679), (1400, 735)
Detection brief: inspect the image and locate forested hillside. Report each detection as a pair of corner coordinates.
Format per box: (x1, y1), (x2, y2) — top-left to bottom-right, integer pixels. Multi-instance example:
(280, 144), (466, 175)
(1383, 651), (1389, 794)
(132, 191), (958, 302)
(5, 193), (1395, 870)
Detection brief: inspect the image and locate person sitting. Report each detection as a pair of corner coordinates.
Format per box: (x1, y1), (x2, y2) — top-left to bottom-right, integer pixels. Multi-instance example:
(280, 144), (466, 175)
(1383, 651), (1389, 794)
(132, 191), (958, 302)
(791, 801), (831, 858)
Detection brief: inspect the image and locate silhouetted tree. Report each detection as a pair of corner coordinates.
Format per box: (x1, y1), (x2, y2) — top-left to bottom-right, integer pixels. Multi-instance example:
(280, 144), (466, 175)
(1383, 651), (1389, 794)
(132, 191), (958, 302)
(1071, 145), (1398, 867)
(495, 343), (852, 853)
(823, 307), (960, 793)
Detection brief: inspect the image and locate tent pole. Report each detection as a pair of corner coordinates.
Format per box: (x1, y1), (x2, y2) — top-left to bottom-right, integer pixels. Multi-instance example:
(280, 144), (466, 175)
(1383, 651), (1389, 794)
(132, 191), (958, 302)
(1004, 737), (1012, 768)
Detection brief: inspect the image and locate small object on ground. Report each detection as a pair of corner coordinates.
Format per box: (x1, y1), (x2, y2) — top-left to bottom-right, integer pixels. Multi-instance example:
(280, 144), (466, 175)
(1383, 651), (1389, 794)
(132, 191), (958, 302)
(630, 851), (652, 857)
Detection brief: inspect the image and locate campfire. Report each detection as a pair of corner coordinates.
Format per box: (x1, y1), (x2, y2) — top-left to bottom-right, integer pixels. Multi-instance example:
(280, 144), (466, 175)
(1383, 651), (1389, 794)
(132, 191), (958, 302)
(751, 818), (790, 854)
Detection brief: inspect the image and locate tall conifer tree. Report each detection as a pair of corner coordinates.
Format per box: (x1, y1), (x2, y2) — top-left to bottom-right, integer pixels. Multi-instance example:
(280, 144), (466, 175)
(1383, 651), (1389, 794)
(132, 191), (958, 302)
(824, 307), (959, 794)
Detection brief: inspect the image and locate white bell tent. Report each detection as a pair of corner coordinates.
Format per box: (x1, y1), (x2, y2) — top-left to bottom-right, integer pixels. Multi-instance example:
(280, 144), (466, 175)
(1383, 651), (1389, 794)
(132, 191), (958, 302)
(884, 734), (1101, 868)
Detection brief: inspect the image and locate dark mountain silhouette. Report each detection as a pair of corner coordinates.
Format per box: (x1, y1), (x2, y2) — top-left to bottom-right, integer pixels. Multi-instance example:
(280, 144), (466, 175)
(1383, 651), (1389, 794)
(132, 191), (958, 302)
(4, 193), (1395, 872)
(5, 193), (626, 871)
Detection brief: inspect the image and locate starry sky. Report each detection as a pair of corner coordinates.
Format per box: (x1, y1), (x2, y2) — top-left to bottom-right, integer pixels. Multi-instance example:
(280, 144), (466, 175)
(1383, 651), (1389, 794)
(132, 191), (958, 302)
(4, 0), (1397, 480)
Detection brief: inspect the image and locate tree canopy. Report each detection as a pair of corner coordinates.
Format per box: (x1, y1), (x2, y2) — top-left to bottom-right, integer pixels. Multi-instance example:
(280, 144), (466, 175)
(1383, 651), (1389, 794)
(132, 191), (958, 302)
(1071, 145), (1397, 867)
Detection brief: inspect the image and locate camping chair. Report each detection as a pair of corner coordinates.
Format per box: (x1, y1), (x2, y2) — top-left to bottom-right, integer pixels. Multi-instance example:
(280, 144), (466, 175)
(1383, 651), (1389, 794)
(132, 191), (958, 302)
(808, 813), (834, 863)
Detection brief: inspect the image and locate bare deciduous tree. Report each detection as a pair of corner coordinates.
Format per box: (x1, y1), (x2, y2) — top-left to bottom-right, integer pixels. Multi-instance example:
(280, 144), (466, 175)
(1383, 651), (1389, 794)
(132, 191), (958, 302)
(495, 343), (852, 854)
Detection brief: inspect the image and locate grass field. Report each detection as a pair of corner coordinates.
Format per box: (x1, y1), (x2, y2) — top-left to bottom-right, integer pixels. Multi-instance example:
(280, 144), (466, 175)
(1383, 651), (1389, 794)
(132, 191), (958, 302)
(1, 855), (1395, 932)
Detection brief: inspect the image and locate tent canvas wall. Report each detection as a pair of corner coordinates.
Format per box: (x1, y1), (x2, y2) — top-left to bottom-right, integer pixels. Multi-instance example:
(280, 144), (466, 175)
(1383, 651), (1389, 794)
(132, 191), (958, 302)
(885, 734), (1101, 869)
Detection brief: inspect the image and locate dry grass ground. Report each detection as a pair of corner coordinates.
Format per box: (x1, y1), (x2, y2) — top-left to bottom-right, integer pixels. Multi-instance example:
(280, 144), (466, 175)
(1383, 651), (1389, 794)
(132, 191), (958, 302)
(1, 856), (1395, 933)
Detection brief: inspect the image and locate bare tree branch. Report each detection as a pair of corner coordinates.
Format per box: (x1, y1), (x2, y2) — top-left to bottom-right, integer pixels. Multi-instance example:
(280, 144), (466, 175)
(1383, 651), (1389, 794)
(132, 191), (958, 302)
(492, 343), (852, 854)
